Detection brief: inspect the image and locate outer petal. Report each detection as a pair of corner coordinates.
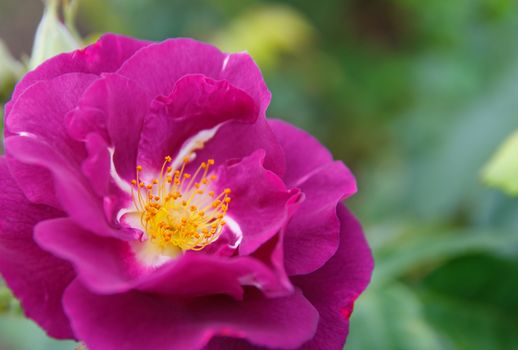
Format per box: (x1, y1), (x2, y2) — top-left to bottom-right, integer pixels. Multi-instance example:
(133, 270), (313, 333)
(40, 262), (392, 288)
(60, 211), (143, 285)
(137, 74), (257, 170)
(269, 119), (333, 187)
(284, 161), (356, 275)
(67, 73), (148, 181)
(5, 33), (149, 118)
(64, 281), (318, 350)
(117, 38), (270, 115)
(269, 119), (357, 275)
(5, 73), (98, 208)
(293, 205), (374, 350)
(0, 157), (75, 339)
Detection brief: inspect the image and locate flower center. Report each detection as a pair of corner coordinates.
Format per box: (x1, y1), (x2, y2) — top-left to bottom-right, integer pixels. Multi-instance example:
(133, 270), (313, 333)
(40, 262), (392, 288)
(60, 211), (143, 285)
(131, 156), (231, 252)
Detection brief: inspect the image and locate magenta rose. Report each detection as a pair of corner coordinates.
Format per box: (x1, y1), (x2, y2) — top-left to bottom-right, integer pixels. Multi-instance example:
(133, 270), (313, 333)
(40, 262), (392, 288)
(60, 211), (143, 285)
(0, 34), (373, 350)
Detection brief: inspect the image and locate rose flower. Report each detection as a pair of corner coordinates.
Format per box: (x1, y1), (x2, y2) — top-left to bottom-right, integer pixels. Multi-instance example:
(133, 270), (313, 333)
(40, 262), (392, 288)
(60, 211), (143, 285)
(0, 34), (373, 350)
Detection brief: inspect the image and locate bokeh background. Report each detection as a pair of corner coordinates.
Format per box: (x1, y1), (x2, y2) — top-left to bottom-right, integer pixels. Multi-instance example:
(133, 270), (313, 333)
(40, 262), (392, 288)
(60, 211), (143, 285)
(1, 0), (518, 349)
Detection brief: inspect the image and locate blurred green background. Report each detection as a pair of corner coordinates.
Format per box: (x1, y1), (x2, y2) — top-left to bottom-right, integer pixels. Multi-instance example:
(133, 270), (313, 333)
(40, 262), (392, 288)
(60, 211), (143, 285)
(2, 0), (518, 349)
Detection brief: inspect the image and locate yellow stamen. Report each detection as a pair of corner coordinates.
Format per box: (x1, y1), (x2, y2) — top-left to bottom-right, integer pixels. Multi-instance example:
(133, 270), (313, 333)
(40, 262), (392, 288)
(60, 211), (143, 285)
(130, 156), (230, 252)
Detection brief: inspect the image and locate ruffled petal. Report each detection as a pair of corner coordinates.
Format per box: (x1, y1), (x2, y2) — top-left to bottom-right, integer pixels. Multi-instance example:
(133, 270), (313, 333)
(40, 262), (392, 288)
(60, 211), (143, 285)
(5, 73), (98, 208)
(117, 38), (270, 114)
(137, 247), (291, 299)
(293, 205), (374, 350)
(64, 281), (318, 350)
(0, 157), (75, 339)
(81, 133), (111, 196)
(5, 33), (149, 119)
(284, 161), (356, 275)
(34, 218), (143, 294)
(215, 150), (300, 256)
(5, 136), (127, 239)
(137, 74), (257, 170)
(67, 73), (148, 181)
(270, 119), (357, 275)
(190, 117), (286, 176)
(35, 217), (291, 298)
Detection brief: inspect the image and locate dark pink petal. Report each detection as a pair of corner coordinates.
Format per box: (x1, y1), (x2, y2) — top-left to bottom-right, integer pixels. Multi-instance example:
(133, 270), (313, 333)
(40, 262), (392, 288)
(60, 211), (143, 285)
(293, 205), (374, 350)
(34, 216), (291, 298)
(68, 73), (147, 181)
(117, 38), (270, 114)
(138, 248), (292, 299)
(137, 74), (257, 170)
(64, 281), (318, 350)
(269, 119), (357, 275)
(5, 33), (149, 119)
(0, 157), (75, 339)
(4, 158), (59, 208)
(5, 73), (98, 208)
(205, 337), (265, 350)
(81, 133), (132, 226)
(82, 133), (111, 196)
(34, 218), (142, 294)
(6, 73), (97, 158)
(269, 119), (333, 187)
(216, 150), (300, 256)
(5, 136), (127, 239)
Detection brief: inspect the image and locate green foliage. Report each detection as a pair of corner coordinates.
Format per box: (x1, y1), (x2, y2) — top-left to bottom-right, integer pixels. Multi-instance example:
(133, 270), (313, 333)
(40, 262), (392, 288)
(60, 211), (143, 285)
(0, 40), (22, 100)
(347, 284), (445, 350)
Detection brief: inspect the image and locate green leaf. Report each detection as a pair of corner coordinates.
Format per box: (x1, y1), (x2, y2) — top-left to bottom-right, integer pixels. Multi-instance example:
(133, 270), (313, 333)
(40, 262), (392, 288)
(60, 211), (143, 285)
(372, 227), (518, 286)
(483, 130), (518, 195)
(0, 281), (21, 316)
(420, 254), (518, 349)
(422, 293), (518, 350)
(346, 283), (445, 350)
(29, 0), (81, 69)
(0, 315), (77, 350)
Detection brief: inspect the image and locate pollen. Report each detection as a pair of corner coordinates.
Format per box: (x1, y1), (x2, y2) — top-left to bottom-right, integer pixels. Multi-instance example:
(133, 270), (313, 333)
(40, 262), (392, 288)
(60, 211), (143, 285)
(131, 156), (230, 252)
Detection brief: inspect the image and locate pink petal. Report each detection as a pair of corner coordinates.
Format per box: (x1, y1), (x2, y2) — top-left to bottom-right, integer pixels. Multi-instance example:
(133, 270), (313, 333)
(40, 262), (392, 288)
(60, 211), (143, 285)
(64, 281), (318, 350)
(117, 38), (270, 115)
(5, 73), (98, 208)
(68, 73), (148, 181)
(5, 34), (149, 119)
(216, 150), (300, 256)
(270, 119), (357, 275)
(34, 218), (142, 294)
(0, 157), (75, 339)
(294, 205), (374, 350)
(269, 119), (334, 187)
(137, 74), (257, 170)
(5, 136), (126, 239)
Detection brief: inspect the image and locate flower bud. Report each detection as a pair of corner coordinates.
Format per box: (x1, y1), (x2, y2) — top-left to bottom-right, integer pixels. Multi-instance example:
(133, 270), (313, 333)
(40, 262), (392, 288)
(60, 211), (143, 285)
(29, 0), (81, 69)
